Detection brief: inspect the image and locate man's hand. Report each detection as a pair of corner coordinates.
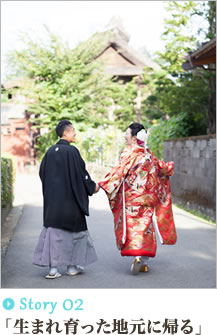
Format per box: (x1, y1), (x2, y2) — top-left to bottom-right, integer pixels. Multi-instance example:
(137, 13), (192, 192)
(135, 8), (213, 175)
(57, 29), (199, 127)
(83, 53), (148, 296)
(94, 183), (100, 193)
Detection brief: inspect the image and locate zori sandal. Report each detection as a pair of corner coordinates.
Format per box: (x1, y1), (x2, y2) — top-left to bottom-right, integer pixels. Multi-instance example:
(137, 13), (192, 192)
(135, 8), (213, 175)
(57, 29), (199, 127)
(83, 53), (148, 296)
(45, 272), (62, 279)
(131, 257), (141, 275)
(139, 264), (149, 272)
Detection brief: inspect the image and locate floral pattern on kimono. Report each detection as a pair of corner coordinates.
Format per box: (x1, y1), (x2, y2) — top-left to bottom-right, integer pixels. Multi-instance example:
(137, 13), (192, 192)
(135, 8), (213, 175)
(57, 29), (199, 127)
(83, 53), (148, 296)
(99, 145), (177, 257)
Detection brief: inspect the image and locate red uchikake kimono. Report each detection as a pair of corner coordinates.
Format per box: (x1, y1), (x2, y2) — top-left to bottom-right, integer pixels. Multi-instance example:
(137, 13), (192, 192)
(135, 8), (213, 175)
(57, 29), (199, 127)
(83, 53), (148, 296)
(98, 144), (177, 258)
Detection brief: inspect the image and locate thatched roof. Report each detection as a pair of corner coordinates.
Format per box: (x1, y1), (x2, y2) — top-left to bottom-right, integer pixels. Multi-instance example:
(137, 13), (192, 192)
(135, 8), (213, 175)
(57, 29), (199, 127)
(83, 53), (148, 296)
(95, 16), (160, 76)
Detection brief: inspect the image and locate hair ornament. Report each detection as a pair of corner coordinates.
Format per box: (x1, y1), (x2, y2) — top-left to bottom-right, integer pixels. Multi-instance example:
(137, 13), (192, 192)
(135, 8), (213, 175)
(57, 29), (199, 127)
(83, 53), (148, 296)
(136, 129), (147, 143)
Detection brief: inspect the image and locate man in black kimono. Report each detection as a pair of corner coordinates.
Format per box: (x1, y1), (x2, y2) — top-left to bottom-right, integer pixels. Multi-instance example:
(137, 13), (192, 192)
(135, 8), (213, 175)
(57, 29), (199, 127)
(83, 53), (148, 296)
(33, 120), (99, 279)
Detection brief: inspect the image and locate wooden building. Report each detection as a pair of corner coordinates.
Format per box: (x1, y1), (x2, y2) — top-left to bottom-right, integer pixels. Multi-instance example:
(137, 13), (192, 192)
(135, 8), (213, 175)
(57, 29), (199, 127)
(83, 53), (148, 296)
(94, 17), (160, 122)
(95, 16), (160, 82)
(182, 37), (216, 134)
(182, 37), (216, 70)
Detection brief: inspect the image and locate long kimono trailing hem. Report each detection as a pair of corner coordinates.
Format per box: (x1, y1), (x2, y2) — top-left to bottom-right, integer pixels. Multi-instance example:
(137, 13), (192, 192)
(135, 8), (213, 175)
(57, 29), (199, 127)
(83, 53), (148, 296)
(98, 145), (177, 258)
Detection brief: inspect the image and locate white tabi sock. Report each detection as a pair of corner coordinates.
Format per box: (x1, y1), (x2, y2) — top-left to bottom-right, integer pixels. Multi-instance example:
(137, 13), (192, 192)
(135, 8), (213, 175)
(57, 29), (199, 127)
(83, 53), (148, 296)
(141, 256), (149, 265)
(49, 267), (58, 275)
(67, 265), (77, 273)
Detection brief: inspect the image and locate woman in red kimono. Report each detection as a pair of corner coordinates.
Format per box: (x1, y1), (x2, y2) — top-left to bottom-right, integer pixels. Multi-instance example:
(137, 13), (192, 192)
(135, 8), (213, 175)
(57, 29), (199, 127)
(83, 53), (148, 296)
(98, 122), (177, 275)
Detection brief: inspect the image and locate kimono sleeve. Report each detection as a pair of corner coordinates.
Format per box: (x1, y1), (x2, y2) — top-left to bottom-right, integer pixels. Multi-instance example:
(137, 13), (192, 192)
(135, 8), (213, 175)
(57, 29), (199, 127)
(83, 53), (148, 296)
(99, 149), (137, 195)
(158, 160), (174, 177)
(81, 164), (97, 196)
(69, 146), (96, 196)
(39, 153), (47, 182)
(150, 150), (174, 177)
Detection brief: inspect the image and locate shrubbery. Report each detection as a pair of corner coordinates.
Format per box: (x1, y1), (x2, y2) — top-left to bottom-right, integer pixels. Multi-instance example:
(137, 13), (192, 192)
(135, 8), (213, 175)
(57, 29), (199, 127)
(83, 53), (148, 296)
(1, 157), (15, 208)
(148, 114), (190, 159)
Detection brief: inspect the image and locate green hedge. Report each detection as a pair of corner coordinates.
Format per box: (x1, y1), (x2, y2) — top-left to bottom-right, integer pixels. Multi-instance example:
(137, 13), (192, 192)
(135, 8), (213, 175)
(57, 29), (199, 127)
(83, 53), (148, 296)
(1, 157), (15, 208)
(147, 113), (190, 159)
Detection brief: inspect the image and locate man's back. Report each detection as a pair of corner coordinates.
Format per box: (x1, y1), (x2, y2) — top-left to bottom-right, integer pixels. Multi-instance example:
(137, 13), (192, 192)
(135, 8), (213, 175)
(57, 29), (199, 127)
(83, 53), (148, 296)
(39, 139), (95, 232)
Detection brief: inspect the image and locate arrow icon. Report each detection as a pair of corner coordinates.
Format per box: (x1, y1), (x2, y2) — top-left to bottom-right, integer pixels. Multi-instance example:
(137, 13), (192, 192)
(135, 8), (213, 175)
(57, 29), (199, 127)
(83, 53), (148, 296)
(2, 298), (15, 310)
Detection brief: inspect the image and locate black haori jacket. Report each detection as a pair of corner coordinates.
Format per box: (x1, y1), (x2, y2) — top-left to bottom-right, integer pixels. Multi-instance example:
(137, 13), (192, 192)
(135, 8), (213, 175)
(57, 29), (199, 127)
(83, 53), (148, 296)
(39, 139), (96, 232)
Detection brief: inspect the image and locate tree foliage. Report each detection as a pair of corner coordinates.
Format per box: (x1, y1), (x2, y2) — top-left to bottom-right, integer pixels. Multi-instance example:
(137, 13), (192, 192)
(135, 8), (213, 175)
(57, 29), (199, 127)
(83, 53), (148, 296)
(143, 0), (215, 158)
(7, 28), (117, 131)
(158, 1), (198, 74)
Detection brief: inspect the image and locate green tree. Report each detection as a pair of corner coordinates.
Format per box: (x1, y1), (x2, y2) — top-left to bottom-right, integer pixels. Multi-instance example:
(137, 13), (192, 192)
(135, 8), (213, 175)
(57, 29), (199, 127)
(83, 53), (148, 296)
(206, 0), (216, 40)
(157, 1), (199, 74)
(142, 0), (215, 153)
(6, 28), (116, 132)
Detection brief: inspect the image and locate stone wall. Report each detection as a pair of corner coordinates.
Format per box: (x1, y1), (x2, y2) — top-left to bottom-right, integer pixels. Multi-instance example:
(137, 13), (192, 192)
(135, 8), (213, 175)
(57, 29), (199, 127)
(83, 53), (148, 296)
(164, 134), (216, 221)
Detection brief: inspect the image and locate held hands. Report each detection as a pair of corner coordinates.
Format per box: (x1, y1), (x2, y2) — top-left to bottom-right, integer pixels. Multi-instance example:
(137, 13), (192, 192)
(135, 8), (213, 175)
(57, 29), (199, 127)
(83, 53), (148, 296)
(94, 183), (100, 194)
